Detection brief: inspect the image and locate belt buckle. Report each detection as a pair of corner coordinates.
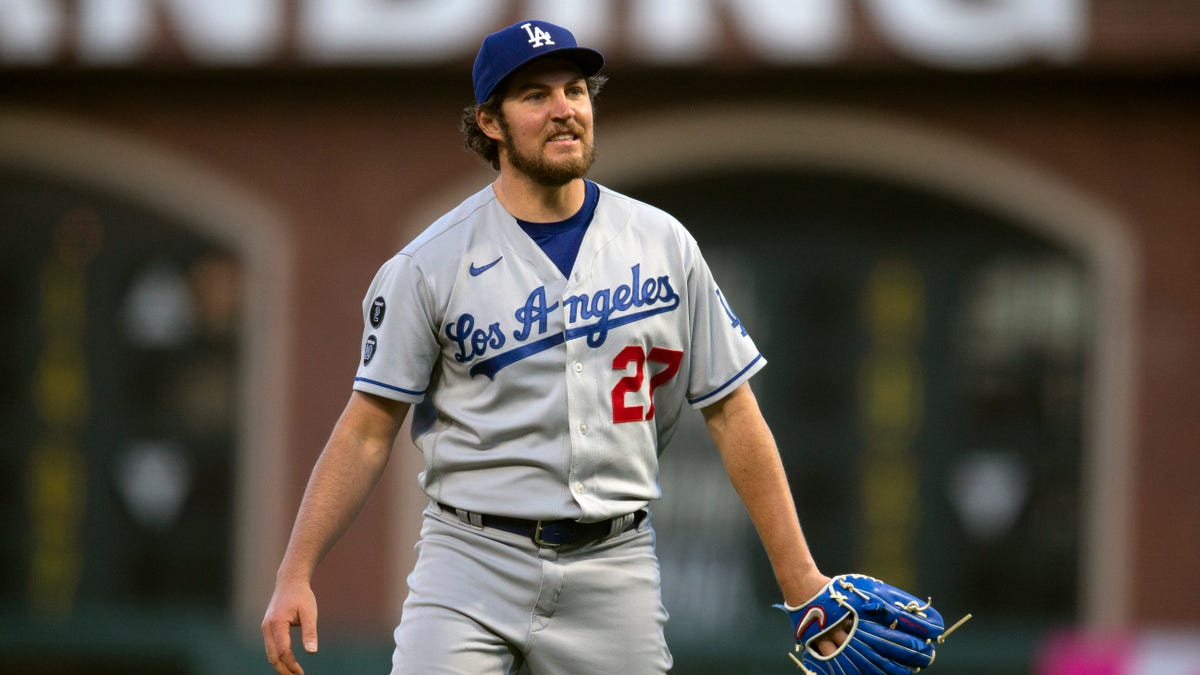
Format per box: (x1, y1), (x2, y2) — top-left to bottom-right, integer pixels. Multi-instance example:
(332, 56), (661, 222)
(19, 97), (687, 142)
(533, 520), (565, 548)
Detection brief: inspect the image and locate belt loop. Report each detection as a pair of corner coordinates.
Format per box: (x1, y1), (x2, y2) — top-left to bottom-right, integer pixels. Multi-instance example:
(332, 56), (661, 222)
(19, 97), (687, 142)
(607, 512), (635, 538)
(455, 507), (484, 529)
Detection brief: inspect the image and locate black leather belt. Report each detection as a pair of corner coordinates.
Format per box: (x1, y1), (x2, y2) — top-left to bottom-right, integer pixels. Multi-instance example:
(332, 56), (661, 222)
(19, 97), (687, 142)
(439, 502), (646, 548)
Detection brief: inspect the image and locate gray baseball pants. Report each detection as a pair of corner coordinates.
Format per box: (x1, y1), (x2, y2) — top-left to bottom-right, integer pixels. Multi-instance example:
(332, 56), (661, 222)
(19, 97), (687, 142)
(391, 502), (672, 674)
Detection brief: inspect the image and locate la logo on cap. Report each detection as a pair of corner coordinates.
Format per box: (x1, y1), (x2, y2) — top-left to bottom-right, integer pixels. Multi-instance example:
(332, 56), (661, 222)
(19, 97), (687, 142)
(522, 22), (555, 48)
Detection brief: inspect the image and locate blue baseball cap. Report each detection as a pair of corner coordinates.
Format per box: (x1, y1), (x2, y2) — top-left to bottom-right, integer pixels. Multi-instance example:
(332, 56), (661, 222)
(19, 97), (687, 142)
(472, 20), (604, 104)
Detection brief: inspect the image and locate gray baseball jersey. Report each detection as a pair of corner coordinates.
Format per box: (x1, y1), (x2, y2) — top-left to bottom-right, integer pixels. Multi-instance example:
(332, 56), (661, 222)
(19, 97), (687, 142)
(353, 182), (764, 522)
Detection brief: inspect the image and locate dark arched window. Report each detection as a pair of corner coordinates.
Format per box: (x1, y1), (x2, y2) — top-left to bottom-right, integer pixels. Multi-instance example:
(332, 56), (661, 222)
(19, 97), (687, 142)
(640, 170), (1090, 674)
(1, 168), (243, 671)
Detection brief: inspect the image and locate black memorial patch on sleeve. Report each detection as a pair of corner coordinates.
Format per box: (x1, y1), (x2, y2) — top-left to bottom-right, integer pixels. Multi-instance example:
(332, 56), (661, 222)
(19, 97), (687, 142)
(363, 334), (378, 364)
(370, 296), (386, 327)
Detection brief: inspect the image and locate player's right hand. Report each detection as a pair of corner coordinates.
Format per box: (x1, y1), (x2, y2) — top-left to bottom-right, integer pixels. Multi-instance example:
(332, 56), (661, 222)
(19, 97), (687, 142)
(262, 579), (319, 675)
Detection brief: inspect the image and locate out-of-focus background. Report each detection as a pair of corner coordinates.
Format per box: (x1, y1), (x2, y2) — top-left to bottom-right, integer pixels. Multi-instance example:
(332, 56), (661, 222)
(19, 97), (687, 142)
(1, 2), (1197, 673)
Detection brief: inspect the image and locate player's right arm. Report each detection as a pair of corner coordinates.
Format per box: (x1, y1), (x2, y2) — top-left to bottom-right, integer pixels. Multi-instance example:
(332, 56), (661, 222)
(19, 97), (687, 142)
(262, 390), (410, 675)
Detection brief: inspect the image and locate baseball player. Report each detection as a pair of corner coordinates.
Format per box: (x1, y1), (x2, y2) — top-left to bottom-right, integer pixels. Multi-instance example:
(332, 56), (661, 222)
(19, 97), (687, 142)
(263, 19), (947, 675)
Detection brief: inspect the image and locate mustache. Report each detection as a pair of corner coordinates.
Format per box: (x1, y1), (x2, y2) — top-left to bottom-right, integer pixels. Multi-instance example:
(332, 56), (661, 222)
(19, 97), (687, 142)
(546, 123), (586, 139)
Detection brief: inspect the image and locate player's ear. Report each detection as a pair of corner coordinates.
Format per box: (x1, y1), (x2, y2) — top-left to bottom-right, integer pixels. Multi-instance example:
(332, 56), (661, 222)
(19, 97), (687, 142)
(477, 106), (504, 142)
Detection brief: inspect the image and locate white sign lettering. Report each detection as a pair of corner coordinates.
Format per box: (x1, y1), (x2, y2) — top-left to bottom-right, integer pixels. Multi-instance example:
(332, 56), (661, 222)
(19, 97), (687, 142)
(0, 0), (61, 62)
(0, 0), (1089, 68)
(630, 0), (845, 63)
(524, 0), (614, 48)
(78, 0), (282, 63)
(299, 0), (505, 63)
(867, 0), (1087, 68)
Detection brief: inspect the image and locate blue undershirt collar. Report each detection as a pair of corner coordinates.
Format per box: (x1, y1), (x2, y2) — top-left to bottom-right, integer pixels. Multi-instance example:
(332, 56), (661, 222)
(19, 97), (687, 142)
(515, 180), (599, 278)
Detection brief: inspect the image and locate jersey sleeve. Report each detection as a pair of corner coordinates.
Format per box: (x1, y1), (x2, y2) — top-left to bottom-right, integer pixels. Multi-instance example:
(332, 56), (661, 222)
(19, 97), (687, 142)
(684, 248), (766, 408)
(352, 252), (440, 403)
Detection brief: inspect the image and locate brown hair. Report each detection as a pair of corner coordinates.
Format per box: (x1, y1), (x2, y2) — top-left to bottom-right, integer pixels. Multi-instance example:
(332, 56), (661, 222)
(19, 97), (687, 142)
(459, 73), (609, 170)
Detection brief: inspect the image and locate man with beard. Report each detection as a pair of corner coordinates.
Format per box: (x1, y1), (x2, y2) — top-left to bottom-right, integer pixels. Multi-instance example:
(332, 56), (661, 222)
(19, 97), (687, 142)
(262, 19), (841, 675)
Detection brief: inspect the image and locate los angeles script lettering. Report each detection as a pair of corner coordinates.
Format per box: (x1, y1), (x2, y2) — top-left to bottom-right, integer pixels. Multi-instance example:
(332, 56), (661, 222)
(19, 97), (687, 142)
(446, 264), (679, 364)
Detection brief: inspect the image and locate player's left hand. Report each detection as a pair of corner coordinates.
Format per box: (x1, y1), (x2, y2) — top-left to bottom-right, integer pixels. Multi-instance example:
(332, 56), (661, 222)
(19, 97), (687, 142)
(811, 615), (853, 657)
(775, 573), (965, 674)
(787, 572), (846, 656)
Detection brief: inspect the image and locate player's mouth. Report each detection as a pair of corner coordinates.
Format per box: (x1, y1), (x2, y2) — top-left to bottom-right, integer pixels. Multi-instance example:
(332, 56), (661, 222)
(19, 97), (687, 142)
(546, 133), (578, 148)
(545, 126), (584, 147)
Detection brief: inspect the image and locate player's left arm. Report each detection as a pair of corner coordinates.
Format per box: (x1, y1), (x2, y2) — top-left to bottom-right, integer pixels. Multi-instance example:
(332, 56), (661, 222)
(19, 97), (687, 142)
(701, 382), (830, 607)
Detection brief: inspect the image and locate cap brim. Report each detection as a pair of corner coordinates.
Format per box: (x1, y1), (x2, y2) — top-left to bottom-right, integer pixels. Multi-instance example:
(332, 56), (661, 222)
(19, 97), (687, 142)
(553, 46), (605, 78)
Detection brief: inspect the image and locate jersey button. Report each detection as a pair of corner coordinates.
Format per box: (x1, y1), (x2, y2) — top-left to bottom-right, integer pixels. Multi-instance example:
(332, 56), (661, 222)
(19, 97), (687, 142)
(576, 483), (585, 495)
(573, 362), (584, 373)
(579, 423), (589, 434)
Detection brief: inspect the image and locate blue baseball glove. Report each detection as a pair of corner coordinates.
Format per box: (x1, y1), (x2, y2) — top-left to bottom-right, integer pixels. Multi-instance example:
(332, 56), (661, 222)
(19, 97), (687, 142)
(776, 574), (949, 674)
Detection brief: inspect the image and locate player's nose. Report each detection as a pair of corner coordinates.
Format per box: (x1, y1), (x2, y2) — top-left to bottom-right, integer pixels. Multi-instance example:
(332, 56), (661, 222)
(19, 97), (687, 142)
(549, 90), (575, 120)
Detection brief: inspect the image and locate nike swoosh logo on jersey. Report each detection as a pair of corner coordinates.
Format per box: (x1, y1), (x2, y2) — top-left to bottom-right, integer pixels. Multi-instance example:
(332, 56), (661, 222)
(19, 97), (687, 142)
(469, 256), (503, 276)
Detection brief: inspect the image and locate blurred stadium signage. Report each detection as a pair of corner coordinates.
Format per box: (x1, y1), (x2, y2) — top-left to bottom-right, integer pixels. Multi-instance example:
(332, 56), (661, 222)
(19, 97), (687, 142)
(1, 0), (1086, 69)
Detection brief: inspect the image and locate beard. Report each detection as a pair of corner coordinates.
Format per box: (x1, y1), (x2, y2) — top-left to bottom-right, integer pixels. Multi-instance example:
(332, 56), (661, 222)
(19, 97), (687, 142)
(499, 117), (596, 187)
